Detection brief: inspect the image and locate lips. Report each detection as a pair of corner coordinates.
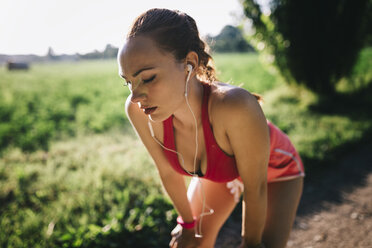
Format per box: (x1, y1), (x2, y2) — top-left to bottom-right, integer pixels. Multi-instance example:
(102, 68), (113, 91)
(143, 107), (157, 115)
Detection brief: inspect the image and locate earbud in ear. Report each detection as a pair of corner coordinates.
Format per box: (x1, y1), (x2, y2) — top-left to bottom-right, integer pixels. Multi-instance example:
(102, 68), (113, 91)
(185, 64), (193, 97)
(186, 64), (193, 82)
(187, 64), (193, 73)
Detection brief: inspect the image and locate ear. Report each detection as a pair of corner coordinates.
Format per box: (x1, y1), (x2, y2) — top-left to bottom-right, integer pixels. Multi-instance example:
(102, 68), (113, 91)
(185, 51), (199, 74)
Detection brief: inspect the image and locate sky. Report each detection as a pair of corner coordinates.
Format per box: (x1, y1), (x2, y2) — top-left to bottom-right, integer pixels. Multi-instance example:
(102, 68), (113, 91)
(0, 0), (245, 56)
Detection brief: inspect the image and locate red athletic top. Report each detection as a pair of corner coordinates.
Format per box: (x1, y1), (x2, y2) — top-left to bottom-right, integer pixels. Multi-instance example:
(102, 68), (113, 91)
(163, 83), (238, 182)
(162, 83), (304, 183)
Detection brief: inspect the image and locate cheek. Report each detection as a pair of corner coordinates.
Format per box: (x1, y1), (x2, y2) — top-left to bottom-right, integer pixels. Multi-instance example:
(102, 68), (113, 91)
(153, 76), (185, 98)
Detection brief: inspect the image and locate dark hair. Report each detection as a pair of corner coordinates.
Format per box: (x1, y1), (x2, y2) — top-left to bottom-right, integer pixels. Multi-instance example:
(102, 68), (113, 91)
(127, 8), (217, 83)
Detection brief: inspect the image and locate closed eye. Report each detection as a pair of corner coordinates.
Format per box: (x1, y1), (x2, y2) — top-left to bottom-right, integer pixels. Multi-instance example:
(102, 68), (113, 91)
(143, 75), (156, 83)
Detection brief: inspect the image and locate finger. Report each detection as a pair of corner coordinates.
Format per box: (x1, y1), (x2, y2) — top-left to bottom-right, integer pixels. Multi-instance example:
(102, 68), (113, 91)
(236, 180), (244, 191)
(238, 185), (244, 192)
(172, 240), (178, 248)
(171, 227), (177, 236)
(171, 228), (180, 237)
(169, 236), (176, 247)
(171, 224), (182, 236)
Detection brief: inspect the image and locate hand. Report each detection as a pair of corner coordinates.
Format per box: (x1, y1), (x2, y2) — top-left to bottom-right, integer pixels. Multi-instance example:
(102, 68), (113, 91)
(226, 179), (244, 203)
(169, 224), (200, 248)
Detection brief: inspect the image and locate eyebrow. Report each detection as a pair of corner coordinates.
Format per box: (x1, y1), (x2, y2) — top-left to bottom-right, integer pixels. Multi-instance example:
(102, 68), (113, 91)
(120, 66), (155, 79)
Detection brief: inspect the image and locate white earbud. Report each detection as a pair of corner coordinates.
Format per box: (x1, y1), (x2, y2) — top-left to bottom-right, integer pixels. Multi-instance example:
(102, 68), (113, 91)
(185, 64), (193, 97)
(187, 64), (193, 72)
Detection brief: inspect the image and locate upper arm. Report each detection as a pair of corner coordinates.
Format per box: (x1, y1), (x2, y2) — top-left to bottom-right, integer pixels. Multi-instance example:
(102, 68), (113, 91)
(222, 89), (270, 194)
(125, 96), (178, 179)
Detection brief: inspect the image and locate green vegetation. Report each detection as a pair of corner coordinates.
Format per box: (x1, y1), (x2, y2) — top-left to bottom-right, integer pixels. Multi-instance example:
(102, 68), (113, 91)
(0, 132), (175, 247)
(0, 49), (371, 247)
(243, 0), (372, 95)
(206, 25), (255, 53)
(0, 60), (129, 152)
(213, 53), (280, 94)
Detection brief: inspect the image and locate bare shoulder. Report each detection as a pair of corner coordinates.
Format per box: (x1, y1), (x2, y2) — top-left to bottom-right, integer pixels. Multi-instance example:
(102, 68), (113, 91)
(209, 82), (270, 179)
(209, 82), (264, 123)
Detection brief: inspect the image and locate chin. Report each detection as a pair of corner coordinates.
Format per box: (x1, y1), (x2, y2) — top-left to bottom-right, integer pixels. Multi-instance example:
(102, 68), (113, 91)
(148, 111), (171, 123)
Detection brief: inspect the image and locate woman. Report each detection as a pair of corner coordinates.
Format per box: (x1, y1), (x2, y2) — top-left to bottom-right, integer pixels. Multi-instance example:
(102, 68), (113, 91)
(117, 8), (304, 248)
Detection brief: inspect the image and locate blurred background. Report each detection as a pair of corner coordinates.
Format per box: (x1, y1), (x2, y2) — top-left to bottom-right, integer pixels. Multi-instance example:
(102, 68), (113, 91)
(0, 0), (371, 247)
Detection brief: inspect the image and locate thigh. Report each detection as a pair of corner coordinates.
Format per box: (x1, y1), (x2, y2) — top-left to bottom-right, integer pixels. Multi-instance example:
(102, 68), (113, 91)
(187, 177), (238, 248)
(262, 177), (304, 248)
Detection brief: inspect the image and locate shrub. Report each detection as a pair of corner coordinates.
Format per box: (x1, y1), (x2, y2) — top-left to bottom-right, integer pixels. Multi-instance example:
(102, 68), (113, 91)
(242, 0), (372, 95)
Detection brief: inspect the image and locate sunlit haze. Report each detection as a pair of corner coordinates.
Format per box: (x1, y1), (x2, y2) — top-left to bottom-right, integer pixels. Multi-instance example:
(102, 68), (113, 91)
(0, 0), (243, 55)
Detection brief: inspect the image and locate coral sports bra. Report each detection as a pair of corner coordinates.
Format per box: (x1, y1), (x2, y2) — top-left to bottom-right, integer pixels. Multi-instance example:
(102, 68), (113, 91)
(162, 83), (239, 183)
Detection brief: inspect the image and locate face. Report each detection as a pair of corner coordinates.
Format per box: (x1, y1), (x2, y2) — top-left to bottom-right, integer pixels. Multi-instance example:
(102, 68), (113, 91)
(118, 35), (187, 122)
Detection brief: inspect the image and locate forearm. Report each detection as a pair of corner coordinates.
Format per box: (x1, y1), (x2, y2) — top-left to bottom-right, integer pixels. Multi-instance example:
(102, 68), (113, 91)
(160, 173), (194, 222)
(241, 186), (267, 246)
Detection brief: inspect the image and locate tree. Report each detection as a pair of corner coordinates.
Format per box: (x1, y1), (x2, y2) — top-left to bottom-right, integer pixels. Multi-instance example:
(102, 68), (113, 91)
(242, 0), (372, 95)
(47, 47), (57, 60)
(78, 44), (119, 60)
(206, 25), (255, 53)
(103, 44), (119, 59)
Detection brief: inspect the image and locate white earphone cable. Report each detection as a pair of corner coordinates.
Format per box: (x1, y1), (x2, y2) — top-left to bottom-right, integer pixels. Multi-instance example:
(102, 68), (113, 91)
(185, 68), (214, 237)
(184, 72), (198, 176)
(147, 65), (214, 238)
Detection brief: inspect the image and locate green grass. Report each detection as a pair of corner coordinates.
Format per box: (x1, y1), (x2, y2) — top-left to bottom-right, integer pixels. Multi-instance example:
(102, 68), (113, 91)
(0, 53), (279, 153)
(262, 48), (372, 165)
(0, 131), (175, 247)
(0, 60), (130, 152)
(213, 52), (282, 94)
(262, 84), (372, 165)
(0, 49), (371, 247)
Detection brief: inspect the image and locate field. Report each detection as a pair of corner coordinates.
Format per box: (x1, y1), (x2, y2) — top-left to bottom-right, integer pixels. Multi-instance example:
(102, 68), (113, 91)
(0, 49), (371, 247)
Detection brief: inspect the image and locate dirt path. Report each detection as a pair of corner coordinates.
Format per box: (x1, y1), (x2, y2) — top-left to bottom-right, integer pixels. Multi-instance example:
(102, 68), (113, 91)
(215, 143), (372, 248)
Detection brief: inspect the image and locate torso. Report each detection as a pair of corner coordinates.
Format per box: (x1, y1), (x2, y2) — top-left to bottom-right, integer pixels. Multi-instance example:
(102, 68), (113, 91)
(136, 81), (302, 183)
(160, 82), (250, 180)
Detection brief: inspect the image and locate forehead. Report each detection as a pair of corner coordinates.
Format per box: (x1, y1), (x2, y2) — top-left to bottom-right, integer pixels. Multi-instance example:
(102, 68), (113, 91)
(118, 36), (175, 77)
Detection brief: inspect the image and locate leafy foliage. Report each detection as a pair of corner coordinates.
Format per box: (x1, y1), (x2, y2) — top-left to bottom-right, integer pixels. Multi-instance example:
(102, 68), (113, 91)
(242, 0), (372, 95)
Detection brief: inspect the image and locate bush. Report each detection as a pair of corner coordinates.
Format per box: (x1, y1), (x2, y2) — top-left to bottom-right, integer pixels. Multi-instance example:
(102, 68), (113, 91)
(242, 0), (372, 95)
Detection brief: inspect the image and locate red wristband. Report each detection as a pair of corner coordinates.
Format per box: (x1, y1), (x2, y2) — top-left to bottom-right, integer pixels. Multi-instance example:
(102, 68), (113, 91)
(177, 216), (196, 229)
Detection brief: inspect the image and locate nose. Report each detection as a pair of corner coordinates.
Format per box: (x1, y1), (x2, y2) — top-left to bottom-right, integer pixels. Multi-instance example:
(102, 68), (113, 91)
(130, 89), (146, 104)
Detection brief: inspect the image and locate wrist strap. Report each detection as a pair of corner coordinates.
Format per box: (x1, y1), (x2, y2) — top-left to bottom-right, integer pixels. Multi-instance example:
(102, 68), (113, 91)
(177, 216), (196, 229)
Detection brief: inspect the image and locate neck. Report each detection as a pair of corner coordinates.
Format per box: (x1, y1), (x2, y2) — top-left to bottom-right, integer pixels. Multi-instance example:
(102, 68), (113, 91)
(173, 79), (204, 130)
